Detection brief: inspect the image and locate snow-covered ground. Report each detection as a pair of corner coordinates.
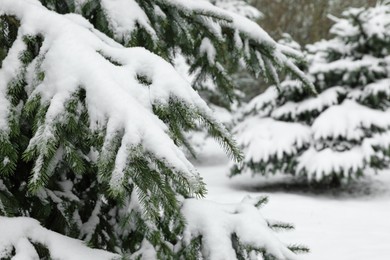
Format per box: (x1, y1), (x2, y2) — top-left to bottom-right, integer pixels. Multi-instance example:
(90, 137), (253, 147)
(193, 142), (390, 260)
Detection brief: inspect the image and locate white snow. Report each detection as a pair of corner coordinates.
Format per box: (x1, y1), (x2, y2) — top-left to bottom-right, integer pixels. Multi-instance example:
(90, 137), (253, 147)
(367, 131), (390, 149)
(243, 87), (278, 116)
(182, 197), (298, 260)
(101, 0), (156, 41)
(131, 239), (157, 259)
(296, 86), (346, 116)
(0, 216), (118, 260)
(80, 198), (102, 242)
(339, 5), (390, 40)
(234, 117), (311, 163)
(208, 0), (262, 20)
(296, 145), (374, 181)
(166, 0), (273, 44)
(297, 130), (390, 181)
(242, 79), (337, 121)
(0, 29), (27, 133)
(310, 55), (385, 77)
(360, 78), (390, 98)
(307, 38), (352, 63)
(199, 37), (217, 65)
(312, 100), (390, 141)
(2, 157), (10, 166)
(271, 102), (297, 120)
(243, 79), (326, 120)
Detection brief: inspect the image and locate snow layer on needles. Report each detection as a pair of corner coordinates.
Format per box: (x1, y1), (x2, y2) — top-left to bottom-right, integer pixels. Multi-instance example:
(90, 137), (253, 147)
(310, 55), (385, 76)
(0, 30), (27, 132)
(271, 87), (345, 120)
(182, 197), (298, 260)
(209, 0), (262, 20)
(297, 87), (346, 115)
(347, 78), (390, 101)
(0, 217), (118, 260)
(297, 129), (390, 181)
(312, 100), (390, 141)
(341, 6), (390, 40)
(200, 37), (216, 65)
(101, 0), (156, 41)
(297, 145), (374, 180)
(368, 131), (390, 149)
(167, 0), (273, 44)
(244, 87), (278, 116)
(235, 117), (311, 163)
(362, 78), (390, 97)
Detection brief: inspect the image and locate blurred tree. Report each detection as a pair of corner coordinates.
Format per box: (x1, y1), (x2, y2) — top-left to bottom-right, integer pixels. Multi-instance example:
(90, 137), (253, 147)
(232, 2), (390, 186)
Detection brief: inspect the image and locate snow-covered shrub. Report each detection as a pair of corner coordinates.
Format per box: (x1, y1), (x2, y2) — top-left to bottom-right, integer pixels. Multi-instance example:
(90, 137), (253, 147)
(232, 3), (390, 185)
(0, 0), (310, 259)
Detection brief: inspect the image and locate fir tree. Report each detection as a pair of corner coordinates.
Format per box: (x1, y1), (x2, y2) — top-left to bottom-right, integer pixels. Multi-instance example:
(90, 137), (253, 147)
(0, 0), (311, 259)
(232, 2), (390, 185)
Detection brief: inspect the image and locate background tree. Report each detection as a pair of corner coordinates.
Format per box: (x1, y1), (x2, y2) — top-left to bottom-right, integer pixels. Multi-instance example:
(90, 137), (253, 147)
(232, 2), (390, 185)
(0, 0), (310, 259)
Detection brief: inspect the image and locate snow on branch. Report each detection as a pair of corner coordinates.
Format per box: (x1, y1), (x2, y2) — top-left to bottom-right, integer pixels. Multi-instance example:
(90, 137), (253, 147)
(208, 0), (262, 20)
(234, 117), (311, 164)
(271, 86), (346, 121)
(243, 87), (278, 117)
(100, 0), (157, 41)
(0, 216), (118, 260)
(296, 131), (390, 181)
(312, 100), (390, 141)
(334, 5), (390, 40)
(181, 197), (301, 260)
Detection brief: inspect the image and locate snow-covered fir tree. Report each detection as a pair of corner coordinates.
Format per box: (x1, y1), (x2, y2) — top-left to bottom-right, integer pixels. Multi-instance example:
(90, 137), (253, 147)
(232, 2), (390, 185)
(0, 0), (311, 259)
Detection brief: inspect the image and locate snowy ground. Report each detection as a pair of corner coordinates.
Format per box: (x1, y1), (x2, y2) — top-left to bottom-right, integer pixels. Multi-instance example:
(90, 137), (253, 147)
(193, 143), (390, 260)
